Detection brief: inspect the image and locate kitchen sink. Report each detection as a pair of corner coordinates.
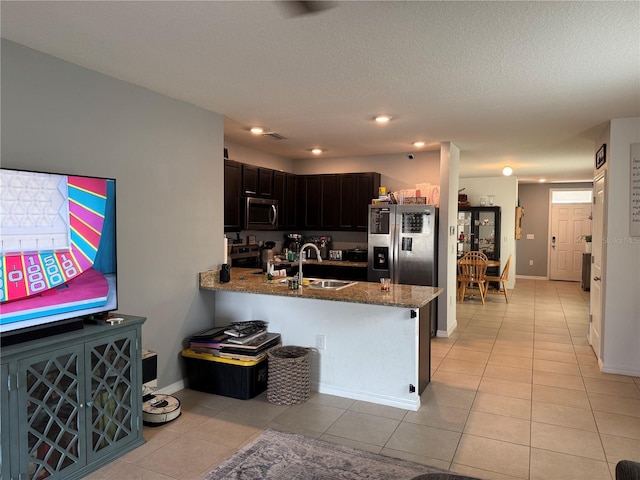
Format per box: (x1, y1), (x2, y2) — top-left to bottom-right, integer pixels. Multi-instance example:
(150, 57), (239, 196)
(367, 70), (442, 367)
(308, 279), (356, 290)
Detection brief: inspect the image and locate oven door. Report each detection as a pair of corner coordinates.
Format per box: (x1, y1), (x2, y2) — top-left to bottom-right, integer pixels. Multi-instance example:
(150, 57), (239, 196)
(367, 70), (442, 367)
(245, 197), (278, 230)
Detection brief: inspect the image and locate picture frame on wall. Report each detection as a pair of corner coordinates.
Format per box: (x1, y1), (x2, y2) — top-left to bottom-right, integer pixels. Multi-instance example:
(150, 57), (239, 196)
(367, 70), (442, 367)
(595, 144), (606, 169)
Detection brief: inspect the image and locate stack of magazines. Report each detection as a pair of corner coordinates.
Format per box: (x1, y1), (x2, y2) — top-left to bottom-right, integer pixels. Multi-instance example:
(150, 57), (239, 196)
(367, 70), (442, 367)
(188, 327), (229, 352)
(189, 321), (281, 361)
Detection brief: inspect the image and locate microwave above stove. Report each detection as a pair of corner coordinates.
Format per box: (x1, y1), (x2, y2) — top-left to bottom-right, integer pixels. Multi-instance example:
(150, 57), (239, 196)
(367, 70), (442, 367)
(245, 197), (278, 230)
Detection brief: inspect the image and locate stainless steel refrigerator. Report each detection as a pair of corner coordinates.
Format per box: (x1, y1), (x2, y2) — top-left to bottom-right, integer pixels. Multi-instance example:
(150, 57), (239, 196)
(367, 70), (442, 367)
(367, 204), (438, 334)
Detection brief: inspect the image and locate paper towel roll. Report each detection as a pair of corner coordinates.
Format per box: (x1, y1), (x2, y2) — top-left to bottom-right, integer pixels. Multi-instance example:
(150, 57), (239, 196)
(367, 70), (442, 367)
(223, 236), (228, 264)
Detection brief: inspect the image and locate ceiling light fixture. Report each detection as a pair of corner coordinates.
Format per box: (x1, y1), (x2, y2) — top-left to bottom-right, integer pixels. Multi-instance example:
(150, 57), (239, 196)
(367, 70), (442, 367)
(538, 178), (546, 183)
(413, 141), (425, 147)
(250, 127), (264, 135)
(374, 115), (392, 123)
(502, 166), (513, 176)
(310, 148), (323, 155)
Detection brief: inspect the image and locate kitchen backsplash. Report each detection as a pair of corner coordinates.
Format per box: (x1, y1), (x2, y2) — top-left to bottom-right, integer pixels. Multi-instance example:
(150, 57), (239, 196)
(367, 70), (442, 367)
(236, 229), (367, 252)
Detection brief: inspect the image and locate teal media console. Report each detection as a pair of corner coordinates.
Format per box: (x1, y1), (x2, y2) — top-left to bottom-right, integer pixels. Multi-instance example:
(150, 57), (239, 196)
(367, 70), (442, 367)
(1, 315), (146, 480)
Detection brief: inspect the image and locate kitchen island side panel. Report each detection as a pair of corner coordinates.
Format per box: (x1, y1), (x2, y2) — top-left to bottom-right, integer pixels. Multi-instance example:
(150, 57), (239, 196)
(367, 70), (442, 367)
(213, 291), (422, 410)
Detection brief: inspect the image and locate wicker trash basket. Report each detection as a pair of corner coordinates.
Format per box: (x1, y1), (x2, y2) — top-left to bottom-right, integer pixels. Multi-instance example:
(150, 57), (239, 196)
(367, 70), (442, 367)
(267, 346), (310, 405)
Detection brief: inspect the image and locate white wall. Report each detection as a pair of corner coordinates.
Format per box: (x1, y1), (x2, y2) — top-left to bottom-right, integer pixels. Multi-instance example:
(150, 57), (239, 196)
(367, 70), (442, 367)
(224, 139), (293, 172)
(458, 176), (518, 289)
(213, 291), (423, 410)
(516, 182), (593, 277)
(599, 117), (640, 376)
(2, 40), (223, 388)
(293, 150), (441, 193)
(438, 142), (460, 336)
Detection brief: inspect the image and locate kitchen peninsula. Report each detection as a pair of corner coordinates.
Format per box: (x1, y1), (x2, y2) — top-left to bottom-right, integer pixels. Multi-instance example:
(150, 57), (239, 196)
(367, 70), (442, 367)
(199, 268), (442, 410)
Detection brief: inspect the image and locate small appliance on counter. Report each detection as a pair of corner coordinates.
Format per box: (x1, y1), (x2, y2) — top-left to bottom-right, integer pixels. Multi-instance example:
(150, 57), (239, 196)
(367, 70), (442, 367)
(345, 247), (367, 262)
(261, 241), (276, 271)
(303, 236), (332, 259)
(230, 244), (261, 269)
(328, 249), (344, 261)
(283, 233), (303, 257)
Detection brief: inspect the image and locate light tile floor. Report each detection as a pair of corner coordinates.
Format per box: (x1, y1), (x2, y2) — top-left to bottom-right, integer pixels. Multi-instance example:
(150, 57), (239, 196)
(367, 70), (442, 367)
(88, 279), (640, 480)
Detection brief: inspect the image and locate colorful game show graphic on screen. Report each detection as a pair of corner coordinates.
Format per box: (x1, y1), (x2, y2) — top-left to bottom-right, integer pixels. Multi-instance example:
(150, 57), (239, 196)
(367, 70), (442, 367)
(0, 170), (116, 325)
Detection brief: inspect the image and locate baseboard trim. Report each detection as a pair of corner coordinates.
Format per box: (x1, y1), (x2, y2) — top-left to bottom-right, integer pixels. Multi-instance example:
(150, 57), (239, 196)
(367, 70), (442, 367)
(516, 275), (549, 280)
(313, 382), (420, 411)
(436, 319), (457, 338)
(156, 379), (186, 396)
(601, 365), (640, 377)
(156, 378), (420, 412)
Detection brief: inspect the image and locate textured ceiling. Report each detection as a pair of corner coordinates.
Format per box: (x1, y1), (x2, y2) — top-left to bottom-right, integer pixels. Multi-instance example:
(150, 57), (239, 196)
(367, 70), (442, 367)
(2, 1), (639, 182)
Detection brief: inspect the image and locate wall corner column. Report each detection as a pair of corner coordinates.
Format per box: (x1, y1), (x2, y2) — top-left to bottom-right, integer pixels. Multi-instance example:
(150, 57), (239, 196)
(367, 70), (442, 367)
(438, 142), (460, 336)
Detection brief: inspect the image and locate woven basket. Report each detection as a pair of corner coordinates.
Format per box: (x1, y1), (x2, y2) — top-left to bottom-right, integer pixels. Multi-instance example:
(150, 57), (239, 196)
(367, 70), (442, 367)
(267, 346), (310, 405)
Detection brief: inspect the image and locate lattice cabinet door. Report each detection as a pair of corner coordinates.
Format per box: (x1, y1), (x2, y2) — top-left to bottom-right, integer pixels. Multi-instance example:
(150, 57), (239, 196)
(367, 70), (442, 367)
(1, 316), (145, 479)
(1, 363), (11, 480)
(85, 329), (140, 463)
(16, 345), (86, 480)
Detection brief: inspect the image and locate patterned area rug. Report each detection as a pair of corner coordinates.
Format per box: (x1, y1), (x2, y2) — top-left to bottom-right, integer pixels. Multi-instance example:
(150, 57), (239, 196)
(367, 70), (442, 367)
(203, 429), (449, 479)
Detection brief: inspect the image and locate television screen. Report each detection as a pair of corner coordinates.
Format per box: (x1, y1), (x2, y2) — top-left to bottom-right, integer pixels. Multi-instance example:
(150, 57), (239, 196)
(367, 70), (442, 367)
(0, 169), (117, 342)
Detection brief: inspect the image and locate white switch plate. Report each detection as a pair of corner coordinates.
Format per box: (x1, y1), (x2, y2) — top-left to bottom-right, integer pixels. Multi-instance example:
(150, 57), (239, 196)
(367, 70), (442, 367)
(527, 233), (535, 240)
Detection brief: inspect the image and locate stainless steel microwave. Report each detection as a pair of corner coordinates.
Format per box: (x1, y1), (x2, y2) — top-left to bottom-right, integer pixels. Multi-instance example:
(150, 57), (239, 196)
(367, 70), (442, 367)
(245, 197), (278, 230)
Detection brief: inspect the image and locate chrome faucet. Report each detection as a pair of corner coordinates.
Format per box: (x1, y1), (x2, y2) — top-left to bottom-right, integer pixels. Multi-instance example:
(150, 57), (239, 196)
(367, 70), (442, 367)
(298, 243), (322, 285)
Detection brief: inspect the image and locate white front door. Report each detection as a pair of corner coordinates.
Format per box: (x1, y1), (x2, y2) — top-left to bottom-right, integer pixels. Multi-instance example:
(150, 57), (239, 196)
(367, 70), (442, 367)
(549, 203), (592, 281)
(589, 173), (606, 359)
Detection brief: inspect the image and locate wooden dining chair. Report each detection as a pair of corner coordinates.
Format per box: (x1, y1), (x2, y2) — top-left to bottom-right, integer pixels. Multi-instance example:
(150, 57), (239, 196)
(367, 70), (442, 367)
(456, 251), (488, 300)
(485, 254), (511, 302)
(457, 252), (488, 304)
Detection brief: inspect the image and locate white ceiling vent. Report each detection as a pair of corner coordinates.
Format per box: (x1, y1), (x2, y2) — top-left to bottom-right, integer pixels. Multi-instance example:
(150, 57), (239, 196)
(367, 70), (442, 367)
(262, 132), (288, 140)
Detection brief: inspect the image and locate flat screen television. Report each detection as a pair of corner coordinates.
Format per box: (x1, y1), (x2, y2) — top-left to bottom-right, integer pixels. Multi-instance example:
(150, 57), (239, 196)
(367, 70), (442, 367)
(0, 168), (117, 346)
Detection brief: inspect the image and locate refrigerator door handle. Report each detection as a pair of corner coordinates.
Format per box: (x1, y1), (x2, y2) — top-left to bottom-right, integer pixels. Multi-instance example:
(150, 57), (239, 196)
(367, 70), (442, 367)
(392, 223), (401, 284)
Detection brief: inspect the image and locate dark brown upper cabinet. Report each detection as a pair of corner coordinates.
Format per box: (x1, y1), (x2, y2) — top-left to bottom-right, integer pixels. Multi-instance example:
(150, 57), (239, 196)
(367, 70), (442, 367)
(224, 159), (380, 232)
(320, 174), (338, 230)
(302, 175), (322, 229)
(273, 170), (286, 229)
(242, 164), (273, 198)
(257, 168), (273, 197)
(224, 159), (243, 232)
(338, 173), (381, 231)
(284, 174), (300, 229)
(241, 164), (259, 196)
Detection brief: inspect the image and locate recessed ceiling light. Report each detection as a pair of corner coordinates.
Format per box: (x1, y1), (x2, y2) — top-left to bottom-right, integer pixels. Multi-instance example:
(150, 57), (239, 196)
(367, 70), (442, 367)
(310, 148), (323, 155)
(250, 127), (264, 135)
(374, 115), (392, 123)
(502, 166), (513, 176)
(413, 141), (425, 147)
(538, 178), (546, 183)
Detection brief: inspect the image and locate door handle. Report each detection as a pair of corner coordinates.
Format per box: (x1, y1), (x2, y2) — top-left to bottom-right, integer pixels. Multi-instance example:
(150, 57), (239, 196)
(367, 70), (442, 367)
(593, 276), (601, 282)
(270, 204), (277, 226)
(551, 236), (556, 249)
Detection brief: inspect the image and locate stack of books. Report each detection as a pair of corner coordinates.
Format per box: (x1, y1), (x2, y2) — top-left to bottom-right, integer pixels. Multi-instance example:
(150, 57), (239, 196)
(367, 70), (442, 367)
(189, 321), (281, 361)
(188, 326), (229, 352)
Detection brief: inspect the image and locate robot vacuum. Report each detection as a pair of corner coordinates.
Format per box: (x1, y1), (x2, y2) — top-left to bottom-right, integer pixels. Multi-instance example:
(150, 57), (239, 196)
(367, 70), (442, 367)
(142, 394), (181, 426)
